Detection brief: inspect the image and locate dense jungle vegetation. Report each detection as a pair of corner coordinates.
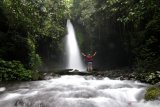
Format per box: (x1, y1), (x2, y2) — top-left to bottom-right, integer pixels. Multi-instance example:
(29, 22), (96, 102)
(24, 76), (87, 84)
(0, 0), (160, 82)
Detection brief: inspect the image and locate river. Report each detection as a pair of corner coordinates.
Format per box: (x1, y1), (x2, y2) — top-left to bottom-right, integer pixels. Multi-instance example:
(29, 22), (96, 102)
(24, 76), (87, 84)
(0, 75), (160, 107)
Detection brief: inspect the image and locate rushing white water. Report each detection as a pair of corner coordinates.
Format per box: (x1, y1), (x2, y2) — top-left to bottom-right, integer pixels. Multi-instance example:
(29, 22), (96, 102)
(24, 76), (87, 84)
(65, 20), (85, 71)
(0, 75), (160, 107)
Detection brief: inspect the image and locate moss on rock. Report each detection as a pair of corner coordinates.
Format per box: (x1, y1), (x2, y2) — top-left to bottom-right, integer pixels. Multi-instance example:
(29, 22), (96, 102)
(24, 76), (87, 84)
(144, 86), (160, 101)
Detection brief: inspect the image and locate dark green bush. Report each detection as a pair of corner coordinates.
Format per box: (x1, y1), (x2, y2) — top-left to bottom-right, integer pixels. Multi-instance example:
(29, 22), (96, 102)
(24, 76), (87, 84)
(0, 59), (32, 81)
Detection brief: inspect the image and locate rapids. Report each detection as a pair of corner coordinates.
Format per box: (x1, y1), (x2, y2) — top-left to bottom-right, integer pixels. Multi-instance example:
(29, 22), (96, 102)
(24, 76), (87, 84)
(0, 75), (160, 107)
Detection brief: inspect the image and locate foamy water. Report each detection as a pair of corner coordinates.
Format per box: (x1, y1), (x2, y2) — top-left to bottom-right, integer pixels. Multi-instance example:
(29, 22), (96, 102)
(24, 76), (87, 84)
(0, 75), (159, 107)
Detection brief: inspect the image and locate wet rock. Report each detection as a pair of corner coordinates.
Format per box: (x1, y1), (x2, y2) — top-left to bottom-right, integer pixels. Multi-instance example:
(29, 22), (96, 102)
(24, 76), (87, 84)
(156, 71), (160, 74)
(15, 99), (24, 106)
(14, 99), (31, 107)
(39, 102), (46, 107)
(33, 101), (49, 107)
(44, 75), (53, 80)
(155, 82), (160, 86)
(0, 87), (6, 92)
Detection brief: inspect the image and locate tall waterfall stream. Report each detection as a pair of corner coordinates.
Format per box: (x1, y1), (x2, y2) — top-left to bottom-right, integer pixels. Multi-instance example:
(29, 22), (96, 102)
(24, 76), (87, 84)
(65, 20), (85, 70)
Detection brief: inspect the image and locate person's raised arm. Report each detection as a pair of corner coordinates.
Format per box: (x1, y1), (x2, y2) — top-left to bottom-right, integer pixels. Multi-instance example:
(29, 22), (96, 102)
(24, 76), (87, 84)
(81, 52), (86, 56)
(92, 52), (96, 57)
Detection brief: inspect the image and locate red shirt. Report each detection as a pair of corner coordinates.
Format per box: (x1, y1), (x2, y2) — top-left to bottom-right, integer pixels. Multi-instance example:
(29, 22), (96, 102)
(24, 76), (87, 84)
(85, 55), (93, 62)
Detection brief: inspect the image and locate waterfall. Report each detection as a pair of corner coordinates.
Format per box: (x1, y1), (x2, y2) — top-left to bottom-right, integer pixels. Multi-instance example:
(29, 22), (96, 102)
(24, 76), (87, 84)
(65, 19), (85, 71)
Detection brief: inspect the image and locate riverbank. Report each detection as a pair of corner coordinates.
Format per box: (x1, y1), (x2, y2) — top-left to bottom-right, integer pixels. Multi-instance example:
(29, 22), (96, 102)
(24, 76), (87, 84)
(92, 70), (160, 85)
(39, 69), (160, 85)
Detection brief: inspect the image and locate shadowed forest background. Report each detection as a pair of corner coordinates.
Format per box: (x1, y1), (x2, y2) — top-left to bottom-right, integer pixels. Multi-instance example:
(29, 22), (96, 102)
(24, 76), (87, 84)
(0, 0), (160, 81)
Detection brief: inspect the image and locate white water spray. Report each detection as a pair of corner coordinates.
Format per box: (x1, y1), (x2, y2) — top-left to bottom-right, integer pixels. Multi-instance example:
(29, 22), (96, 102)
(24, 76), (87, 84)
(0, 75), (160, 107)
(65, 20), (85, 71)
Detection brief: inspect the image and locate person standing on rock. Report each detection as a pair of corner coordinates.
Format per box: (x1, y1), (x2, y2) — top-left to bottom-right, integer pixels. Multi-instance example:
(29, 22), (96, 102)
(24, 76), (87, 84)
(81, 52), (96, 72)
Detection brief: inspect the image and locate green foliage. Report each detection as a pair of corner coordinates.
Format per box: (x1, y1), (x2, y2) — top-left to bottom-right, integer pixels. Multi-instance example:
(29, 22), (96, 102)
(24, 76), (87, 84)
(0, 0), (70, 72)
(145, 86), (160, 101)
(27, 37), (42, 70)
(31, 71), (44, 81)
(71, 0), (160, 70)
(1, 0), (68, 39)
(0, 0), (160, 76)
(0, 59), (32, 81)
(0, 32), (42, 70)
